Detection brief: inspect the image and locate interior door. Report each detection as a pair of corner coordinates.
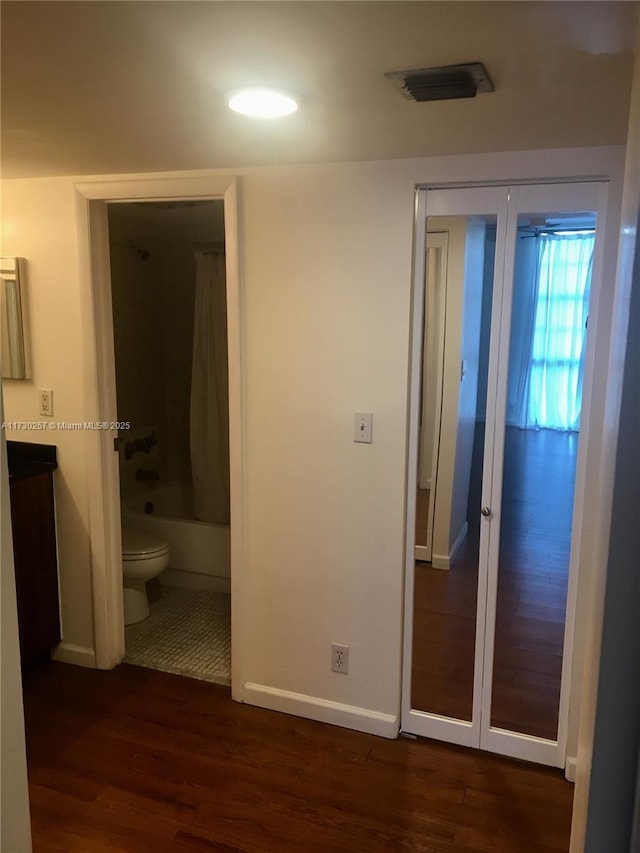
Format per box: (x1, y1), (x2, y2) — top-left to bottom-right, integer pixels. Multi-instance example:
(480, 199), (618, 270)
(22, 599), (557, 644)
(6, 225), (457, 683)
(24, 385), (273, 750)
(479, 181), (606, 765)
(402, 180), (608, 767)
(405, 185), (505, 749)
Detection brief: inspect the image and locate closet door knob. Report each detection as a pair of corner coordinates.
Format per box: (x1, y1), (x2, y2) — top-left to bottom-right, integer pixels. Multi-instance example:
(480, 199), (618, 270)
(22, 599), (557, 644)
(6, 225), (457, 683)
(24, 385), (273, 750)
(480, 506), (492, 518)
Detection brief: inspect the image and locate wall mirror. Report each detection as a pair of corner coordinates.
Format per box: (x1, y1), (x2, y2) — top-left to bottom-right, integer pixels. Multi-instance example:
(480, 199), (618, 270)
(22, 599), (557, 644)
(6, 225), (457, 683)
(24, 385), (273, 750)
(1, 257), (29, 379)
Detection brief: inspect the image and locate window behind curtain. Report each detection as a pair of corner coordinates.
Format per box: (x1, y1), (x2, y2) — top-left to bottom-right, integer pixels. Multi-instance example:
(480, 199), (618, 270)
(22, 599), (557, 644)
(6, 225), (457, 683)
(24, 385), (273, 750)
(527, 232), (594, 431)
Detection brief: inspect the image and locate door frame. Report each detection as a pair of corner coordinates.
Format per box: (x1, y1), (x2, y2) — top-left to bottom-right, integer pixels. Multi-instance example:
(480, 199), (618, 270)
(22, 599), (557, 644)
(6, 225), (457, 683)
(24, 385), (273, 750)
(401, 178), (610, 767)
(415, 231), (448, 563)
(75, 175), (245, 701)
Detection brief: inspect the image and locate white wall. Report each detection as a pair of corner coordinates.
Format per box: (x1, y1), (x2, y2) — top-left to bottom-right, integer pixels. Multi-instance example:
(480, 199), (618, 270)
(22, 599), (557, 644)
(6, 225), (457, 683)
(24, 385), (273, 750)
(571, 23), (640, 853)
(0, 146), (625, 734)
(1, 178), (95, 659)
(585, 210), (640, 852)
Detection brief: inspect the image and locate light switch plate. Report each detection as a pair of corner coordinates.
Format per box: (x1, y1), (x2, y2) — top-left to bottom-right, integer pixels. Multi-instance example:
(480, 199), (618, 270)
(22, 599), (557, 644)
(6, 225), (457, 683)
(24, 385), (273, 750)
(354, 412), (373, 443)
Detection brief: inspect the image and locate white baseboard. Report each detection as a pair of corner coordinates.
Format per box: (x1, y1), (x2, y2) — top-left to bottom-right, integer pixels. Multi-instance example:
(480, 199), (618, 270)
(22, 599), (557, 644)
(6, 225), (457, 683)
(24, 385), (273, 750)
(53, 642), (97, 669)
(565, 755), (577, 782)
(243, 682), (399, 739)
(414, 544), (432, 562)
(160, 568), (231, 594)
(432, 521), (469, 570)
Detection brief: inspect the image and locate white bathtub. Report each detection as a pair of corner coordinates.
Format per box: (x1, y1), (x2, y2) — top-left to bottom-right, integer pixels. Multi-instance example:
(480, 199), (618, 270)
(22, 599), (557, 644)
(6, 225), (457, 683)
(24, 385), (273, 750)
(121, 485), (230, 593)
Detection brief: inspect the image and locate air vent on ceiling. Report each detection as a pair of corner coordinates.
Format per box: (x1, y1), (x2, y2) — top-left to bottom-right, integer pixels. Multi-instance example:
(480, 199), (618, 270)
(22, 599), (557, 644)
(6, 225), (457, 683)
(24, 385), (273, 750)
(385, 62), (494, 102)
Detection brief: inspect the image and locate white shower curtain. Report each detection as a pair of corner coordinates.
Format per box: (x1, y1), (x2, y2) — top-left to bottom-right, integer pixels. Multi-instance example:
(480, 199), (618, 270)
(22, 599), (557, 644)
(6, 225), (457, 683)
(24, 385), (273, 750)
(190, 252), (230, 524)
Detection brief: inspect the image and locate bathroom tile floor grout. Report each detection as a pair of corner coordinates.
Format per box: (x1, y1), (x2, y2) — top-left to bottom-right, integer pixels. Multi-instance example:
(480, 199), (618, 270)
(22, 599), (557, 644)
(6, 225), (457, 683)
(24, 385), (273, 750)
(124, 585), (230, 685)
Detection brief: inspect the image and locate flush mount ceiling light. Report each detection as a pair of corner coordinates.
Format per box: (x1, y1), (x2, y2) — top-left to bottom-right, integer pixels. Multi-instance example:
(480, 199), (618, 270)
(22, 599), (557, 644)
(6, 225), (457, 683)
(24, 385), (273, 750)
(226, 88), (299, 118)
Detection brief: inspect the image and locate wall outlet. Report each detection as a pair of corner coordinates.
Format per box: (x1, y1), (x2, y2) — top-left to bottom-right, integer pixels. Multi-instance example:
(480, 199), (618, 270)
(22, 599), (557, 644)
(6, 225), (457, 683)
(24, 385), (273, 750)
(331, 643), (349, 674)
(39, 388), (54, 417)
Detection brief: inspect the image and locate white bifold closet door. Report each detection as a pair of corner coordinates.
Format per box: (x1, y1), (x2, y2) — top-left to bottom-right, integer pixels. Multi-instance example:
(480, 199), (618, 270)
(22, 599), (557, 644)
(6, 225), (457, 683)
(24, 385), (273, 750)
(403, 180), (608, 768)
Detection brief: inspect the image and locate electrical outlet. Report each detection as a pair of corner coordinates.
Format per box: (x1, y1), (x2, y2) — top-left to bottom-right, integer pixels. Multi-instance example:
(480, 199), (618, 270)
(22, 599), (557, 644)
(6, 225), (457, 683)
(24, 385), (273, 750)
(39, 388), (54, 417)
(331, 643), (349, 674)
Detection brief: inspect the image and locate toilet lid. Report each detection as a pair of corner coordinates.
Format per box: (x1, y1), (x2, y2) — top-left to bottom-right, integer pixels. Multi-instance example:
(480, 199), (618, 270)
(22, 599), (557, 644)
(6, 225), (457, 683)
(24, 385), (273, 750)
(122, 526), (169, 557)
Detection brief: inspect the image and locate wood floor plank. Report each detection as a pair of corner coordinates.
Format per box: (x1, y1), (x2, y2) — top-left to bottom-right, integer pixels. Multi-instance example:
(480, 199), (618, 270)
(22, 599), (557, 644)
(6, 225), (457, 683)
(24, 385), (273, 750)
(22, 662), (573, 852)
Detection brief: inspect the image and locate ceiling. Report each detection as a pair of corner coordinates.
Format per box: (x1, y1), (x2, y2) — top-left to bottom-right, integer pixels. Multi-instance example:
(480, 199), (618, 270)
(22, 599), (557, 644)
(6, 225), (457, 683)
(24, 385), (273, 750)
(1, 1), (637, 179)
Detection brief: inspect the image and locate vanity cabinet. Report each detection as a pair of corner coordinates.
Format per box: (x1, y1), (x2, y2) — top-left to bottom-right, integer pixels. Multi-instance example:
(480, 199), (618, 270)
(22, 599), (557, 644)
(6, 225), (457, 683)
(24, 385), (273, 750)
(8, 442), (60, 669)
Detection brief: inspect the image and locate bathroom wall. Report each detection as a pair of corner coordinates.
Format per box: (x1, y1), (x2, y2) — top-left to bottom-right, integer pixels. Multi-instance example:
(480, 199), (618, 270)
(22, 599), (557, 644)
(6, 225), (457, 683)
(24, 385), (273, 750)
(108, 201), (225, 498)
(0, 146), (625, 756)
(109, 237), (167, 496)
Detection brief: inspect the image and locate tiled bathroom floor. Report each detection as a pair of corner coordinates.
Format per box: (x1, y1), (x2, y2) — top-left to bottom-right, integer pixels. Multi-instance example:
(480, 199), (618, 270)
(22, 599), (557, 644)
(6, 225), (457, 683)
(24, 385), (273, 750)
(124, 586), (231, 686)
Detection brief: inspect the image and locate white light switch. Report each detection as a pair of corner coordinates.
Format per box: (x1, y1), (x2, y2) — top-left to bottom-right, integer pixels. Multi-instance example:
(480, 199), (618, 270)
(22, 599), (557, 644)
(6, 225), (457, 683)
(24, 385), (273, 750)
(354, 412), (373, 444)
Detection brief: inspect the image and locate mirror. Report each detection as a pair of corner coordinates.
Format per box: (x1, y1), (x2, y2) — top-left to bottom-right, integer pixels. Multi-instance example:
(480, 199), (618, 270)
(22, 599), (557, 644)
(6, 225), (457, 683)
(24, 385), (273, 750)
(1, 257), (29, 379)
(411, 214), (497, 721)
(414, 217), (496, 568)
(489, 211), (595, 741)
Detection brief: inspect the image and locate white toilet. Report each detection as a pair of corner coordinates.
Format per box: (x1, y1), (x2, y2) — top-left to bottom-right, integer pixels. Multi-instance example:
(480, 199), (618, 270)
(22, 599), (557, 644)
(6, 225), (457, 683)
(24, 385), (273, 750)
(122, 526), (170, 625)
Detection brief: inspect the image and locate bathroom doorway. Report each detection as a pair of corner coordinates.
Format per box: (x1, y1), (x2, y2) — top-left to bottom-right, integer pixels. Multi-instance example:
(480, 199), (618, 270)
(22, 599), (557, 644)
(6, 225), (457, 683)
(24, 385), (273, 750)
(75, 175), (244, 695)
(107, 199), (232, 684)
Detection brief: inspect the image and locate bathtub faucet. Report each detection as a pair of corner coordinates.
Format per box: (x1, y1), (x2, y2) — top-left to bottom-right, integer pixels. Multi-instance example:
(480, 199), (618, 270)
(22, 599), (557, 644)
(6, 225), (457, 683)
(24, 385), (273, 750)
(135, 469), (160, 482)
(124, 430), (158, 461)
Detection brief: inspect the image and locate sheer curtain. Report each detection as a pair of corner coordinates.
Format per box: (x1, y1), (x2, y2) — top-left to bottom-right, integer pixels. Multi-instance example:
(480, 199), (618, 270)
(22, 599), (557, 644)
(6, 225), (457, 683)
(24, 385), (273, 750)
(190, 252), (230, 524)
(507, 235), (540, 428)
(526, 232), (594, 431)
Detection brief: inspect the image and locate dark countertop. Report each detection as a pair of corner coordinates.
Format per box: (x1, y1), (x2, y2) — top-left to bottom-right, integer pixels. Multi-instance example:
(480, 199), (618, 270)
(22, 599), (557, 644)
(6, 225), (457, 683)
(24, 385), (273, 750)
(7, 441), (58, 481)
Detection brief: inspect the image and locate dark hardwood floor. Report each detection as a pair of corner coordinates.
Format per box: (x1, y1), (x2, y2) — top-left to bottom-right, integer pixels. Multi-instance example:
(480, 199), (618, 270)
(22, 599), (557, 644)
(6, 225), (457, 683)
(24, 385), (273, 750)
(22, 661), (573, 852)
(491, 428), (576, 739)
(412, 426), (576, 741)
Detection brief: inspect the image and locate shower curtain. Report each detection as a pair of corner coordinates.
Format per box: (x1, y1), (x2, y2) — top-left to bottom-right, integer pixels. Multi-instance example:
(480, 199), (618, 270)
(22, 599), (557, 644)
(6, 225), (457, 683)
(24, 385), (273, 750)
(190, 252), (230, 524)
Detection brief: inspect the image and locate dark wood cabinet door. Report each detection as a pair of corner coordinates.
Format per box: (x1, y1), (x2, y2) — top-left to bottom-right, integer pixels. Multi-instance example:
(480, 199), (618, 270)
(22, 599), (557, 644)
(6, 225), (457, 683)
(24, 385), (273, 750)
(10, 472), (61, 668)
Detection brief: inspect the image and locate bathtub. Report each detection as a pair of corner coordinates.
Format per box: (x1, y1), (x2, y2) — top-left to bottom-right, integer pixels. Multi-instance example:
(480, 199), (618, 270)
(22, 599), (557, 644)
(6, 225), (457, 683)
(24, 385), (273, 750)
(121, 485), (230, 593)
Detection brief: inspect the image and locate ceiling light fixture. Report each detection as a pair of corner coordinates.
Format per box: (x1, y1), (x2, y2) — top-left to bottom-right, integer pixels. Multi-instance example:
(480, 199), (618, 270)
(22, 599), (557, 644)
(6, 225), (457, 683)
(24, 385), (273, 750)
(226, 88), (299, 119)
